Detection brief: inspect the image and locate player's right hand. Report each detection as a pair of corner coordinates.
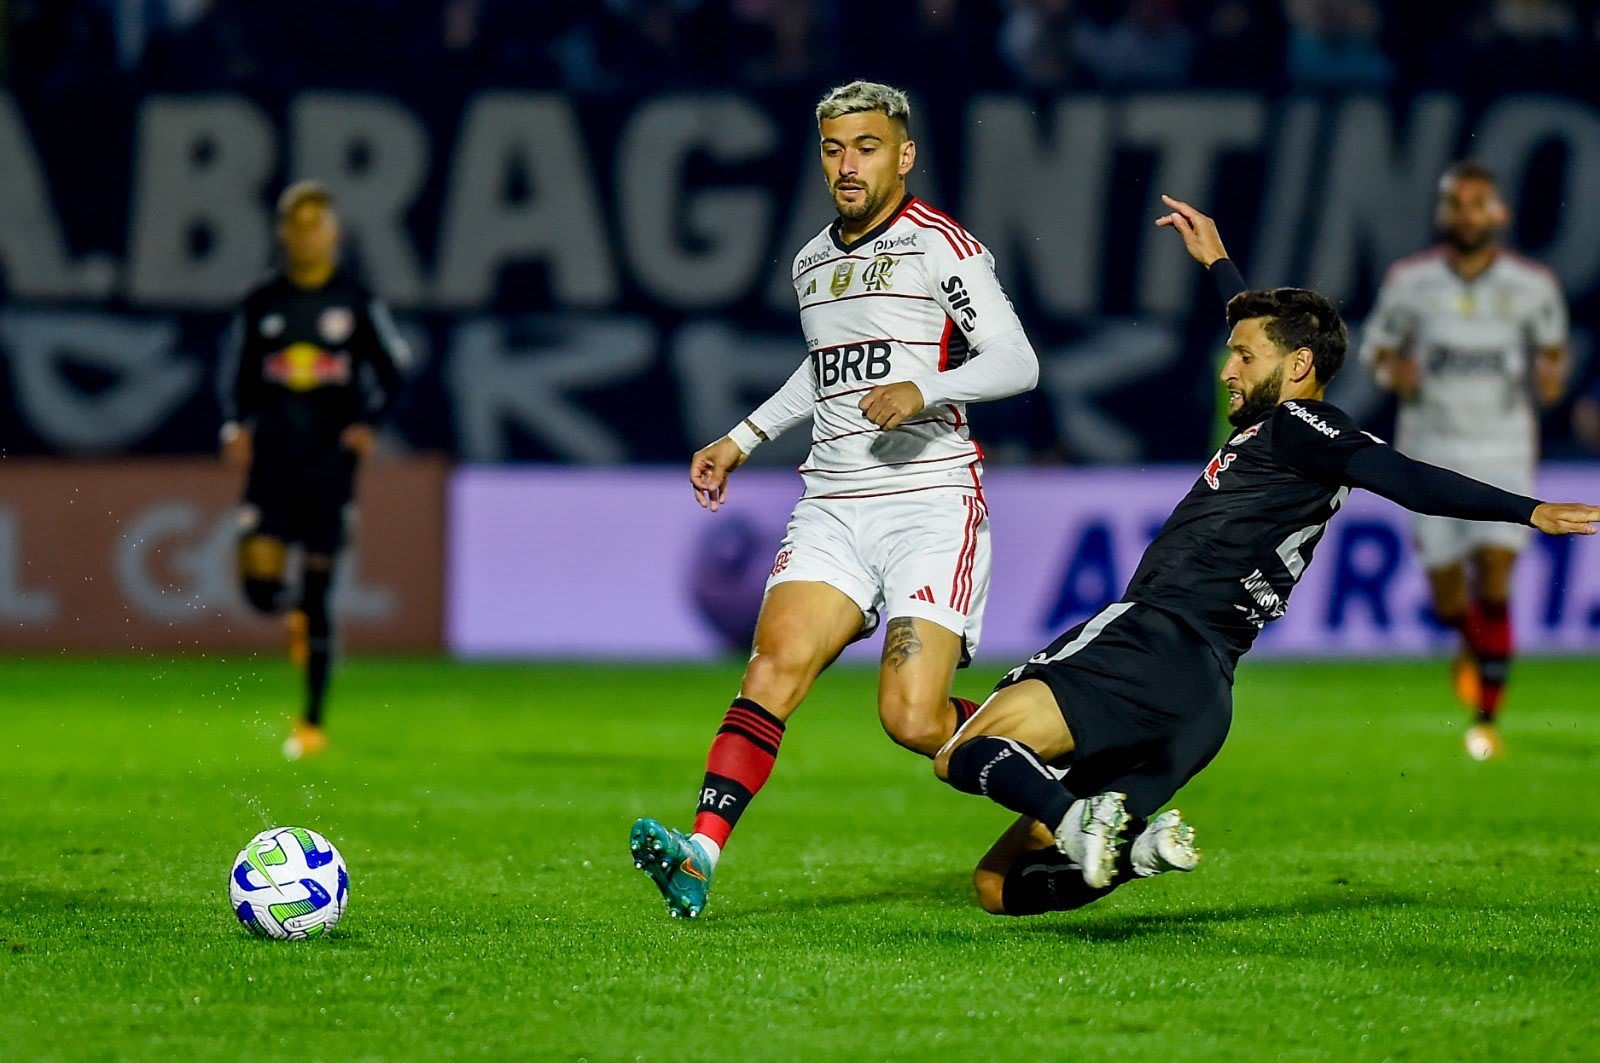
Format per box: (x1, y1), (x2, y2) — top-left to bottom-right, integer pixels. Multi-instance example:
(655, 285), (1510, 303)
(689, 436), (747, 512)
(1531, 503), (1600, 536)
(221, 423), (252, 469)
(1155, 195), (1229, 267)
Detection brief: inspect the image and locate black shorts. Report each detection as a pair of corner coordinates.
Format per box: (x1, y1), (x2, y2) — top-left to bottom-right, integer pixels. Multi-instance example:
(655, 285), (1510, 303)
(996, 601), (1232, 818)
(244, 453), (356, 556)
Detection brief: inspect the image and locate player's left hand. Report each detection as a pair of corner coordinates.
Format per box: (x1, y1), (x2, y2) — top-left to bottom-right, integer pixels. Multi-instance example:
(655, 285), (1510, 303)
(1531, 502), (1600, 536)
(341, 423), (376, 458)
(1535, 358), (1567, 407)
(859, 381), (926, 430)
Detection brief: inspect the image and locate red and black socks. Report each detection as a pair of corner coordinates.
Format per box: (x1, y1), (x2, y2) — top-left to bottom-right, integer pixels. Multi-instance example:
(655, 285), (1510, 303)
(950, 697), (981, 731)
(1469, 600), (1512, 722)
(692, 698), (787, 862)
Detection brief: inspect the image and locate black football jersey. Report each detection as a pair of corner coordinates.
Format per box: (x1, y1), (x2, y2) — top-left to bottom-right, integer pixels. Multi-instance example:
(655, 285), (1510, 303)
(223, 268), (407, 461)
(1126, 399), (1378, 675)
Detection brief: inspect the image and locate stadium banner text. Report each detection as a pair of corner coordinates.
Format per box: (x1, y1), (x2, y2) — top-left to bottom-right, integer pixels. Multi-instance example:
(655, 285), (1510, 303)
(0, 458), (447, 652)
(0, 89), (1597, 463)
(448, 466), (1600, 661)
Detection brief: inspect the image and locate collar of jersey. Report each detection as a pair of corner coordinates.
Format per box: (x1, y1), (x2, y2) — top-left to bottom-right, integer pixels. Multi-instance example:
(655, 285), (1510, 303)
(828, 193), (916, 254)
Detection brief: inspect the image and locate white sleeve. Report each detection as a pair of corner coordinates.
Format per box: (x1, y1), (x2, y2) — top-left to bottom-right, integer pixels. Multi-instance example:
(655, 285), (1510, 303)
(744, 359), (816, 441)
(910, 327), (1038, 408)
(1528, 273), (1569, 349)
(1359, 276), (1416, 367)
(926, 239), (1025, 351)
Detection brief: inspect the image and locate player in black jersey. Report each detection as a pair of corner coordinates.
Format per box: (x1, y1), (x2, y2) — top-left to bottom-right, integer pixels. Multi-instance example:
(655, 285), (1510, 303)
(929, 197), (1599, 915)
(219, 181), (408, 760)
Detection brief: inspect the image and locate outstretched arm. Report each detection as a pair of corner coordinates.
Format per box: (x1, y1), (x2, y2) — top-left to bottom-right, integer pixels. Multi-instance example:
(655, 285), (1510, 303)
(1341, 443), (1597, 536)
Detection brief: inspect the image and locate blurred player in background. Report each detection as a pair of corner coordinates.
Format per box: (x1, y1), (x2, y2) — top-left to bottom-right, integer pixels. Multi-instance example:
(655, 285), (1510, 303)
(630, 81), (1039, 917)
(1361, 162), (1570, 758)
(220, 181), (409, 760)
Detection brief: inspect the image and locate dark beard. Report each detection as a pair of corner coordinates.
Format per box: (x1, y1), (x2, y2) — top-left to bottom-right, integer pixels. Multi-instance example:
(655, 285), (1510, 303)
(835, 185), (880, 222)
(1442, 226), (1493, 255)
(1227, 365), (1284, 428)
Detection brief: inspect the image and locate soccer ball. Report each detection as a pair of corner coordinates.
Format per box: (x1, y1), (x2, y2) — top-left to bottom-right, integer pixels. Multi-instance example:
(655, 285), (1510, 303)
(229, 826), (349, 940)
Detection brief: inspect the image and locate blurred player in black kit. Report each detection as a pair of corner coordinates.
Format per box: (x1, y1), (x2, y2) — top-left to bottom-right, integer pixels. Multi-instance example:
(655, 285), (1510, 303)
(930, 197), (1599, 917)
(220, 181), (409, 759)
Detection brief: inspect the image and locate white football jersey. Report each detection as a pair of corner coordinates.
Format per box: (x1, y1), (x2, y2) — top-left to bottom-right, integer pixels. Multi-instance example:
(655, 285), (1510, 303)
(1361, 247), (1568, 466)
(785, 195), (1023, 499)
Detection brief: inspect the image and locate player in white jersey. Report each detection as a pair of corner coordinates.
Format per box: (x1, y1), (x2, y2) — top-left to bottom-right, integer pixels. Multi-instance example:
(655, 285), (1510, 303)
(629, 81), (1039, 917)
(1361, 162), (1570, 758)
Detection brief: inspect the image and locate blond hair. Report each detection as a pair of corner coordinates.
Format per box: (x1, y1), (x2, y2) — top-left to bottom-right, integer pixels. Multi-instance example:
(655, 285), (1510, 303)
(815, 81), (911, 134)
(276, 179), (335, 221)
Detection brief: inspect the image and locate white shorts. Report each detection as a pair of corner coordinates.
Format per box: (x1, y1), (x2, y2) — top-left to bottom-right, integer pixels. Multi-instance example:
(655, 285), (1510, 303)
(1408, 454), (1534, 570)
(765, 489), (990, 662)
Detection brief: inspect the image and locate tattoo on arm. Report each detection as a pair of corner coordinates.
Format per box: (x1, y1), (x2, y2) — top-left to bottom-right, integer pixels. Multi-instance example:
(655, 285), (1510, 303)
(883, 618), (924, 670)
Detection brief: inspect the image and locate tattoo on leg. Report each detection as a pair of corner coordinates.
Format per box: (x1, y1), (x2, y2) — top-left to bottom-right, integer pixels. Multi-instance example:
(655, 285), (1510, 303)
(884, 618), (924, 670)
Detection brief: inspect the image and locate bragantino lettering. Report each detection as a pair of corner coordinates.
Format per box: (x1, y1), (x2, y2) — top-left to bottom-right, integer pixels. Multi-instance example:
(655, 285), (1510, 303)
(816, 342), (892, 387)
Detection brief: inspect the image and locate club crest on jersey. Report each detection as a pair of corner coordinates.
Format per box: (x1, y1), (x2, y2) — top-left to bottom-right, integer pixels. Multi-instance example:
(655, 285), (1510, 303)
(862, 254), (896, 292)
(1228, 423), (1262, 446)
(1203, 448), (1237, 490)
(319, 307), (355, 344)
(830, 262), (856, 298)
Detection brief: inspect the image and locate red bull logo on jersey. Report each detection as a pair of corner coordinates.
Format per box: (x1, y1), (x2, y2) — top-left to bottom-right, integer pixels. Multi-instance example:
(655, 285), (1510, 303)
(264, 343), (353, 392)
(1203, 448), (1237, 490)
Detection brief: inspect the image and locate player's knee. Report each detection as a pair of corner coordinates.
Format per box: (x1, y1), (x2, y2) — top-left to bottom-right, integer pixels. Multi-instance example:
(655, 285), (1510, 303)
(878, 688), (950, 757)
(242, 577), (285, 615)
(972, 868), (1009, 915)
(740, 651), (810, 716)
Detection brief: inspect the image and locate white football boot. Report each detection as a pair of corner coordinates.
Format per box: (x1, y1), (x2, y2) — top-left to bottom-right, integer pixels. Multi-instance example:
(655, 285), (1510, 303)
(1053, 792), (1129, 889)
(1131, 808), (1200, 878)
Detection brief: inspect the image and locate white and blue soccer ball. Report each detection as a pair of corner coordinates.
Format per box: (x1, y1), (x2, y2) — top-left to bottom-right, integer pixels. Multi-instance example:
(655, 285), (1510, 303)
(229, 826), (349, 940)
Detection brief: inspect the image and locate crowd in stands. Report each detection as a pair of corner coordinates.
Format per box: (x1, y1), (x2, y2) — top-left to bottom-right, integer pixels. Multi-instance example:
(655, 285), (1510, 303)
(5, 0), (1600, 101)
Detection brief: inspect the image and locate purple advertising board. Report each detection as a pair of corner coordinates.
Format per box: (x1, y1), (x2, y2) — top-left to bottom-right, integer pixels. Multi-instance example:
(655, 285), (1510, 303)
(447, 466), (1600, 661)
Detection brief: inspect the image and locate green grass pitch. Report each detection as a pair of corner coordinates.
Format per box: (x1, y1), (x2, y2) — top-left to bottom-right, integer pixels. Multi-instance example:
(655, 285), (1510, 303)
(2, 656), (1598, 1059)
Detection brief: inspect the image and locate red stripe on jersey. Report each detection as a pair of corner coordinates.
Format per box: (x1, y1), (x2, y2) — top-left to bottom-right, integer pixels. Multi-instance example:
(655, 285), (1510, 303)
(815, 384), (879, 403)
(810, 336), (942, 355)
(810, 484), (984, 501)
(909, 201), (982, 257)
(906, 208), (973, 259)
(799, 450), (981, 475)
(967, 464), (986, 506)
(812, 417), (955, 445)
(801, 291), (939, 309)
(908, 204), (979, 259)
(937, 316), (954, 371)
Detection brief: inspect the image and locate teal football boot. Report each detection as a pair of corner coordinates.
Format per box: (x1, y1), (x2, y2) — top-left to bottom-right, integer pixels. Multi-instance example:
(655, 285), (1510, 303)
(629, 817), (713, 918)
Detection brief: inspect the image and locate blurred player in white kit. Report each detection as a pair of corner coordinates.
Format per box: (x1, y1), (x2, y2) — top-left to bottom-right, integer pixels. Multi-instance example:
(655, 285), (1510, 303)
(1362, 162), (1570, 758)
(629, 80), (1040, 917)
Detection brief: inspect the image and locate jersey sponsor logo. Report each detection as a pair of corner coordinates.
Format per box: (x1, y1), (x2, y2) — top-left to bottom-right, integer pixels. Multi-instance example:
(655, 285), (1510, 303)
(941, 275), (977, 330)
(263, 343), (353, 391)
(1283, 401), (1339, 438)
(1425, 345), (1510, 376)
(1237, 568), (1287, 629)
(872, 233), (918, 254)
(817, 342), (891, 387)
(862, 254), (896, 292)
(797, 247), (832, 272)
(318, 307), (355, 344)
(829, 261), (856, 298)
(259, 313), (286, 338)
(1203, 448), (1237, 490)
